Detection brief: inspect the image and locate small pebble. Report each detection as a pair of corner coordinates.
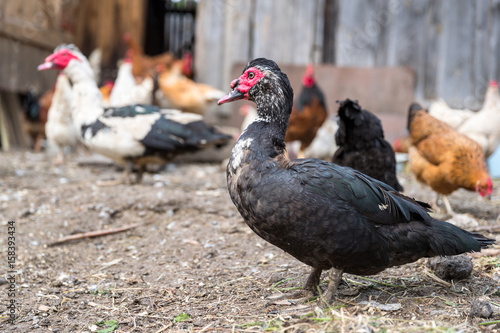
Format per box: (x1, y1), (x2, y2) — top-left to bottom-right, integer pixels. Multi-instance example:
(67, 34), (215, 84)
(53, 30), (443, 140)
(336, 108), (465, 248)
(470, 300), (493, 318)
(427, 254), (473, 280)
(267, 272), (283, 284)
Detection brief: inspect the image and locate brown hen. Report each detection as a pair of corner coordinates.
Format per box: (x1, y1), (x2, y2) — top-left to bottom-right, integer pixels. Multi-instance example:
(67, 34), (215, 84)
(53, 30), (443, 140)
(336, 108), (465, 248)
(123, 33), (175, 79)
(407, 103), (492, 214)
(156, 61), (225, 115)
(285, 64), (327, 158)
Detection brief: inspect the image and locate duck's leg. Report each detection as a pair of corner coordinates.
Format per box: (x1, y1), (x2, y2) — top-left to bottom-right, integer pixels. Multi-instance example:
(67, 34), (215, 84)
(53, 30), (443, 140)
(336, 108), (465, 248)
(302, 267), (322, 296)
(319, 268), (343, 307)
(135, 165), (145, 184)
(268, 267), (322, 302)
(96, 162), (134, 186)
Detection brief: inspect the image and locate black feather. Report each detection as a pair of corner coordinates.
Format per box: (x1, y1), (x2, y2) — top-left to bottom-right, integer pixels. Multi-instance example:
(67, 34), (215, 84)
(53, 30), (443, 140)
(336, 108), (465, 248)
(81, 119), (109, 138)
(103, 104), (161, 117)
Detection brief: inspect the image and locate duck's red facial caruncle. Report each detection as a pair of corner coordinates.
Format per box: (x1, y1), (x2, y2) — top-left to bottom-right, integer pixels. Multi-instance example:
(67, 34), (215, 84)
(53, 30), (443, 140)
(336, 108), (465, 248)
(218, 67), (265, 105)
(37, 48), (80, 71)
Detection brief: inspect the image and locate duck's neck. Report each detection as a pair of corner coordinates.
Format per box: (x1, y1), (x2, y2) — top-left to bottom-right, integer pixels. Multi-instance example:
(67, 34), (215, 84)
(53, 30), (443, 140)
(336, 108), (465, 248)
(64, 59), (104, 128)
(252, 84), (293, 139)
(228, 96), (292, 175)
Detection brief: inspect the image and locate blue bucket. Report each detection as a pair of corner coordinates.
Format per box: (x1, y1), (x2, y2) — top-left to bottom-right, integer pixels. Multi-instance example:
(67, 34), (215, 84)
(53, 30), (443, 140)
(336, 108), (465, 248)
(488, 146), (500, 179)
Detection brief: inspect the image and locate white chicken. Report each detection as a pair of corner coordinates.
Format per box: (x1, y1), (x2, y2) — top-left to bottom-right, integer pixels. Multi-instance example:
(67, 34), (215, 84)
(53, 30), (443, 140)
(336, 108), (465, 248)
(45, 73), (79, 164)
(239, 104), (258, 133)
(457, 80), (500, 158)
(285, 116), (339, 161)
(303, 115), (339, 160)
(38, 44), (232, 185)
(429, 99), (474, 129)
(108, 59), (154, 107)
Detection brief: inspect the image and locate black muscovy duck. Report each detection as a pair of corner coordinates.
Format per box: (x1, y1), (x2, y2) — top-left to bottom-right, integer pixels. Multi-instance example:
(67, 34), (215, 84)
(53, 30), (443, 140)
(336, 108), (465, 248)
(218, 58), (494, 304)
(333, 98), (404, 191)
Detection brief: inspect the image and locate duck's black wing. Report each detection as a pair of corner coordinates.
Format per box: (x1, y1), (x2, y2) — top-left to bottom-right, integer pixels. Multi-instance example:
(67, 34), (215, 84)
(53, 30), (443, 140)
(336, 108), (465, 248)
(293, 159), (425, 224)
(100, 104), (232, 155)
(290, 158), (493, 255)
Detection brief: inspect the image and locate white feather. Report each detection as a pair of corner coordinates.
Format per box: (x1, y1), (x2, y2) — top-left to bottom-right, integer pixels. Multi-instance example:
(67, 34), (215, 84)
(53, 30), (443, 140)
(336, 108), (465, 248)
(45, 74), (79, 154)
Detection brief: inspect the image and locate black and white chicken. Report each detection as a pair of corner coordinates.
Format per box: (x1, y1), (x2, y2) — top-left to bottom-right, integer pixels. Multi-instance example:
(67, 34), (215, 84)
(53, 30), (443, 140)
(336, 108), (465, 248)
(38, 44), (231, 184)
(218, 58), (494, 304)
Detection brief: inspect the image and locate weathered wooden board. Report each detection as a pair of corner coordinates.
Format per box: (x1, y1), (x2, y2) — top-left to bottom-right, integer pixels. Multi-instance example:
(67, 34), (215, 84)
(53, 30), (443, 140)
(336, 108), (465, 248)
(0, 38), (58, 93)
(0, 92), (30, 149)
(197, 0), (500, 116)
(0, 0), (70, 93)
(73, 0), (145, 69)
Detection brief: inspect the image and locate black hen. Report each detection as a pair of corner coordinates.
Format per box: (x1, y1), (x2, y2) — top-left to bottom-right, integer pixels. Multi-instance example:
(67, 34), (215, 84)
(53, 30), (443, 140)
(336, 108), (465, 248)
(218, 58), (494, 304)
(333, 99), (403, 191)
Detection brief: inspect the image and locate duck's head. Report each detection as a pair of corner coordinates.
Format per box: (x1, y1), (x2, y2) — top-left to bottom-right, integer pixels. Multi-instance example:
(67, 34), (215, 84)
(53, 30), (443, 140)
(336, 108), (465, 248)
(218, 58), (293, 113)
(37, 44), (83, 71)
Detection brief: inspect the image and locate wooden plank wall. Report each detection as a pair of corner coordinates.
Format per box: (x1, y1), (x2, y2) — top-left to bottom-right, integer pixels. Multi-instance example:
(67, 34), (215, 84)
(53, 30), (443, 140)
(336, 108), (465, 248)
(196, 0), (500, 113)
(336, 0), (499, 109)
(0, 0), (70, 93)
(73, 0), (146, 74)
(195, 0), (323, 92)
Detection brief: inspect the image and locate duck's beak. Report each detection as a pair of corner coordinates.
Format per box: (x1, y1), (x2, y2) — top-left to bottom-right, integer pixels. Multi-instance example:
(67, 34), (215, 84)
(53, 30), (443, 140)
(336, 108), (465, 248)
(37, 61), (55, 71)
(218, 78), (246, 105)
(217, 88), (244, 105)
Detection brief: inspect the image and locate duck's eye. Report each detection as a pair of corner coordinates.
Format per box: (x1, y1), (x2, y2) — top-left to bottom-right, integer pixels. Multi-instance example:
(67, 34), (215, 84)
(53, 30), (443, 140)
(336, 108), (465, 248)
(62, 52), (67, 56)
(248, 71), (255, 79)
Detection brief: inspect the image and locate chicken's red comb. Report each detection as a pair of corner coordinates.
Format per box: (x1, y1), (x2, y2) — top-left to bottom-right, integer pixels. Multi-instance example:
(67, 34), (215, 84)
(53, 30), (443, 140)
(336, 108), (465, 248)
(303, 63), (315, 88)
(489, 80), (498, 87)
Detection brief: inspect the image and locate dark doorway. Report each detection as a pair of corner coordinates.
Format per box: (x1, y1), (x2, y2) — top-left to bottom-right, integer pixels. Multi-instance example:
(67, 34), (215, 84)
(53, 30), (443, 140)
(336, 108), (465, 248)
(144, 0), (197, 57)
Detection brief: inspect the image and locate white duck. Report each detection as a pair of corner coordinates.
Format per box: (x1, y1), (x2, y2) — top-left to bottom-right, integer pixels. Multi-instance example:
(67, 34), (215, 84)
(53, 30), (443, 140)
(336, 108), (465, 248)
(38, 44), (231, 185)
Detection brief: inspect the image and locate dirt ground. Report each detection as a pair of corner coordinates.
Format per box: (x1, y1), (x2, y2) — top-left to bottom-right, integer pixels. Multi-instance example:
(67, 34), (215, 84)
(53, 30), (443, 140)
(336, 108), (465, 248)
(0, 149), (499, 332)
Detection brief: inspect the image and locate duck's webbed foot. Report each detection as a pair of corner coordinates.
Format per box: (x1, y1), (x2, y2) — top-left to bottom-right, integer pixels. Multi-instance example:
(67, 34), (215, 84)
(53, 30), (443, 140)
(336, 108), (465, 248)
(318, 268), (343, 308)
(267, 267), (322, 303)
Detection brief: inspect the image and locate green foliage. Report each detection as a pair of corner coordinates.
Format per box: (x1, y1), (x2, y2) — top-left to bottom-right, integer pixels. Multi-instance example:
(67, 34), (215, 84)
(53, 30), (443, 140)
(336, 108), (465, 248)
(95, 319), (118, 333)
(173, 312), (190, 323)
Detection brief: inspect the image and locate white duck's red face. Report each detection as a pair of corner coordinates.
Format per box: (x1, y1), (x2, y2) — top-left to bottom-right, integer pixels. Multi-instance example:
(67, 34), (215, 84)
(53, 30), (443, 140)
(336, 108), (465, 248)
(218, 67), (266, 105)
(38, 48), (80, 71)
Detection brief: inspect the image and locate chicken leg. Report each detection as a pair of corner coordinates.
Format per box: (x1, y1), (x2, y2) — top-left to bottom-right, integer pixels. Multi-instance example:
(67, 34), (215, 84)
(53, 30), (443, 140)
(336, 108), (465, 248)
(441, 195), (455, 215)
(53, 148), (65, 165)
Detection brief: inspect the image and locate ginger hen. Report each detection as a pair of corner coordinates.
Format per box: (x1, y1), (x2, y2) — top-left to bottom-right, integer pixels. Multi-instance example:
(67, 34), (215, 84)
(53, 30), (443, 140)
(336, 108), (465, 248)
(407, 103), (492, 214)
(285, 64), (327, 158)
(123, 33), (175, 79)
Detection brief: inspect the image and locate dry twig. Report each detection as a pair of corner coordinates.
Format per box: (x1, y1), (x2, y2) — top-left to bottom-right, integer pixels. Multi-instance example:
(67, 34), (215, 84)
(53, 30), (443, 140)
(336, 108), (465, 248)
(48, 223), (142, 246)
